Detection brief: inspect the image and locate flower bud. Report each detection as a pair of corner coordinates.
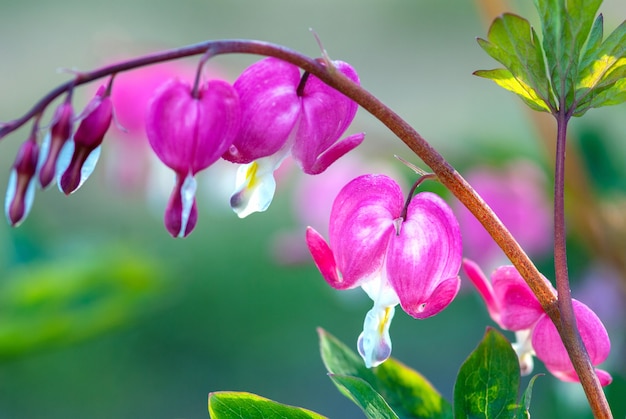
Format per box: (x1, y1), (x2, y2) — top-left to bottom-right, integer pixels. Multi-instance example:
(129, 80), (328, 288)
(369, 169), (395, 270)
(38, 100), (73, 188)
(58, 84), (113, 195)
(5, 137), (39, 226)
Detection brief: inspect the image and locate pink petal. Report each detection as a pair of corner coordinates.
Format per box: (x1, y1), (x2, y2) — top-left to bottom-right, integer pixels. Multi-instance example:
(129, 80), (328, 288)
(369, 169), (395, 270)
(305, 226), (344, 288)
(224, 57), (301, 163)
(532, 299), (612, 386)
(462, 259), (503, 327)
(73, 85), (113, 149)
(491, 265), (547, 331)
(387, 192), (462, 319)
(301, 132), (365, 175)
(329, 174), (402, 288)
(146, 78), (240, 175)
(164, 173), (198, 238)
(291, 61), (361, 174)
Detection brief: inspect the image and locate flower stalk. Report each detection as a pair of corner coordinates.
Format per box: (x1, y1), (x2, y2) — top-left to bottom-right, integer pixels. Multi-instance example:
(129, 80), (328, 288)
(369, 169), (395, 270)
(554, 108), (611, 417)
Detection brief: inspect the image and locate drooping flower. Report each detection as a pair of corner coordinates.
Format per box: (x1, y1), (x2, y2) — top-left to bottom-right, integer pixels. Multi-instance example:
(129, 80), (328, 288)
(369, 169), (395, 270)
(223, 57), (364, 218)
(57, 84), (113, 194)
(272, 154), (405, 265)
(103, 60), (200, 190)
(146, 78), (240, 237)
(463, 258), (612, 385)
(306, 174), (463, 367)
(5, 135), (39, 226)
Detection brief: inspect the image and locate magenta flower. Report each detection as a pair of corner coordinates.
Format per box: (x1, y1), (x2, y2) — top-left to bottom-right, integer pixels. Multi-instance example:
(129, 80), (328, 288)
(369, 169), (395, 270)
(463, 259), (612, 385)
(306, 174), (462, 367)
(223, 57), (364, 218)
(146, 78), (240, 237)
(57, 84), (113, 195)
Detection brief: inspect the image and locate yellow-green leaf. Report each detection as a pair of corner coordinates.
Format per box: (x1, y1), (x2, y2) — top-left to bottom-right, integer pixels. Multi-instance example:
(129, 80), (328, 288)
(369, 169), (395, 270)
(477, 13), (555, 111)
(208, 392), (327, 419)
(474, 69), (551, 112)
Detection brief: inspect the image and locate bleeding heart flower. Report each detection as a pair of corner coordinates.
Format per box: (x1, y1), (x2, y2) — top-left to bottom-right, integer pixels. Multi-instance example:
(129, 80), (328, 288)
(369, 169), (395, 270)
(146, 78), (240, 237)
(306, 174), (462, 367)
(463, 259), (612, 385)
(223, 57), (364, 218)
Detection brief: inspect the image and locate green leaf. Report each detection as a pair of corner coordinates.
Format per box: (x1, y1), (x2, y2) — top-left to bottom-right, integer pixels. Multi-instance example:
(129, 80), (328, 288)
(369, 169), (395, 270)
(474, 69), (551, 112)
(514, 374), (542, 419)
(575, 20), (626, 114)
(477, 0), (626, 115)
(453, 328), (520, 419)
(375, 358), (453, 419)
(318, 328), (452, 419)
(318, 327), (377, 384)
(208, 392), (327, 419)
(476, 13), (554, 112)
(534, 0), (602, 108)
(329, 374), (399, 419)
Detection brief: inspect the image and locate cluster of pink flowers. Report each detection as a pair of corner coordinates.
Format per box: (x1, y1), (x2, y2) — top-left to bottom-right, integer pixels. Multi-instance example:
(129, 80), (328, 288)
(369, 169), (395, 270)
(304, 174), (612, 383)
(4, 52), (613, 386)
(4, 57), (363, 237)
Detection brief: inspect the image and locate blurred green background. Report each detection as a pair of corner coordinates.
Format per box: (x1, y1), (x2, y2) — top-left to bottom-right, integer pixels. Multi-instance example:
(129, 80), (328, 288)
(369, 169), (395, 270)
(1, 1), (626, 418)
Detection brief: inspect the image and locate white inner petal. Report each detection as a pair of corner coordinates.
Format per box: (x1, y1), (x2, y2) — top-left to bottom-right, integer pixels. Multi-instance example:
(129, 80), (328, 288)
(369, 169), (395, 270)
(178, 173), (197, 238)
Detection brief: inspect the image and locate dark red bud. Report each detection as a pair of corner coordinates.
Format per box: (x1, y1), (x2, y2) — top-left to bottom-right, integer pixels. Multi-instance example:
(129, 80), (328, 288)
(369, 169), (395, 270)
(58, 86), (113, 195)
(6, 139), (39, 226)
(39, 102), (74, 188)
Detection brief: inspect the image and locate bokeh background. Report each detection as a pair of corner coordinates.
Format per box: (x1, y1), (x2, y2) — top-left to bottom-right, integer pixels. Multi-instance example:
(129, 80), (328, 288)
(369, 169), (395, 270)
(1, 1), (625, 418)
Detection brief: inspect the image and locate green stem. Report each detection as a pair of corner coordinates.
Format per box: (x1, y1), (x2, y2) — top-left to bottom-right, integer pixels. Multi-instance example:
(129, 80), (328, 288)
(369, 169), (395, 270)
(554, 110), (611, 418)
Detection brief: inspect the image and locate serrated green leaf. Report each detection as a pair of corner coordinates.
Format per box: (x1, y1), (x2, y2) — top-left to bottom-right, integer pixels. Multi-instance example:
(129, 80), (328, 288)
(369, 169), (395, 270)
(575, 20), (626, 114)
(477, 13), (554, 111)
(474, 69), (551, 112)
(208, 392), (327, 419)
(318, 328), (452, 419)
(515, 374), (542, 419)
(453, 328), (520, 419)
(580, 13), (604, 64)
(534, 0), (602, 108)
(575, 76), (626, 116)
(329, 374), (399, 419)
